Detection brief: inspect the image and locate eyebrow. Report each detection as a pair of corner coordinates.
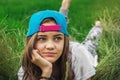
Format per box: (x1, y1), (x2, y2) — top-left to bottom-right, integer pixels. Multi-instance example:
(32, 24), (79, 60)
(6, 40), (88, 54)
(54, 34), (64, 37)
(37, 33), (64, 37)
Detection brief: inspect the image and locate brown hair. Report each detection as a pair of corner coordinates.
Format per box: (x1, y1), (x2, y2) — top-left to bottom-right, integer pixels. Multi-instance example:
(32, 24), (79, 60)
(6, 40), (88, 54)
(22, 18), (74, 80)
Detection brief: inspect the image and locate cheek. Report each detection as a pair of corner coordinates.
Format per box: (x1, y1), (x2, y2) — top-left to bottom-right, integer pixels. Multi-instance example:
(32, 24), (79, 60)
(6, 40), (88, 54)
(59, 44), (64, 51)
(35, 43), (44, 52)
(57, 42), (64, 53)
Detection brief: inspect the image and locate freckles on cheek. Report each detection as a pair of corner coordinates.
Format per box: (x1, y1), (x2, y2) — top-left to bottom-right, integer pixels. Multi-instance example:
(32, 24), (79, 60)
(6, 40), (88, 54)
(35, 43), (41, 50)
(35, 44), (43, 55)
(35, 43), (45, 52)
(34, 43), (38, 49)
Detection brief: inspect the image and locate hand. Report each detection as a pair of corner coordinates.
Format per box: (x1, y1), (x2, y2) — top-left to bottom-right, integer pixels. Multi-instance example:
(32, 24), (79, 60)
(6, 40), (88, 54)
(61, 0), (71, 9)
(31, 49), (52, 77)
(95, 21), (101, 26)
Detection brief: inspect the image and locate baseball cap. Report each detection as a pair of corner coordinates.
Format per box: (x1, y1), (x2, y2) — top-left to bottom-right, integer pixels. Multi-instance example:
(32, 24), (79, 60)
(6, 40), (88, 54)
(26, 10), (68, 37)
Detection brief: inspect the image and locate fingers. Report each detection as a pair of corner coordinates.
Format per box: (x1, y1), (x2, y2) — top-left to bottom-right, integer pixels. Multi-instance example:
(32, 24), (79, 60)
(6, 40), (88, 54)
(31, 50), (39, 61)
(31, 49), (52, 67)
(31, 49), (52, 76)
(31, 50), (44, 64)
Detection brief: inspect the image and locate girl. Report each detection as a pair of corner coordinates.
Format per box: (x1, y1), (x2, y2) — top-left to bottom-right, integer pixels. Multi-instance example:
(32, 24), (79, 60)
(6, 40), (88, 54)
(19, 9), (95, 80)
(18, 0), (102, 80)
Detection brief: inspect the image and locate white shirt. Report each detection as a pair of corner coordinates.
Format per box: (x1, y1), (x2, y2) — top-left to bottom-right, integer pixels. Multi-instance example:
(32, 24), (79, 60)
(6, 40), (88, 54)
(18, 41), (96, 80)
(69, 42), (96, 80)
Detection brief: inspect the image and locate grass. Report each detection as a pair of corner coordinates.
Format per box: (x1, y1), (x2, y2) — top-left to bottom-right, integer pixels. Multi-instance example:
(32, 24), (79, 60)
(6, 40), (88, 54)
(0, 26), (25, 80)
(92, 8), (120, 80)
(0, 0), (120, 80)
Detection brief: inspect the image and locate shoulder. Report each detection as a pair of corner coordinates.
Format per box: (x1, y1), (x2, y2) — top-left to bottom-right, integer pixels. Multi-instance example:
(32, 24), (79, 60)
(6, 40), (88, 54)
(69, 41), (96, 80)
(69, 41), (90, 66)
(69, 41), (95, 66)
(69, 41), (88, 59)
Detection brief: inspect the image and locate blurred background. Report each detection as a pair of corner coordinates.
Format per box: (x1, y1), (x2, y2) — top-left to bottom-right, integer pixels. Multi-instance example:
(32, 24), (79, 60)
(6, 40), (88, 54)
(0, 0), (120, 80)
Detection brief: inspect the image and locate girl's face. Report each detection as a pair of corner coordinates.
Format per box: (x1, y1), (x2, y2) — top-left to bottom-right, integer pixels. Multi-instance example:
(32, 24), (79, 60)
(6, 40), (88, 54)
(35, 21), (64, 63)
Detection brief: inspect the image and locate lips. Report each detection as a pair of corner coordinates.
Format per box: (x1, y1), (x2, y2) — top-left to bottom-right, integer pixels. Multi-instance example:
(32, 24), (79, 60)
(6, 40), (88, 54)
(44, 52), (56, 57)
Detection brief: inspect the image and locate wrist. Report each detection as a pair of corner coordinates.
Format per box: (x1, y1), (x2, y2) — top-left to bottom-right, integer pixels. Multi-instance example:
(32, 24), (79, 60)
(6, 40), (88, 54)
(40, 63), (52, 78)
(41, 72), (51, 78)
(41, 68), (52, 78)
(39, 76), (50, 80)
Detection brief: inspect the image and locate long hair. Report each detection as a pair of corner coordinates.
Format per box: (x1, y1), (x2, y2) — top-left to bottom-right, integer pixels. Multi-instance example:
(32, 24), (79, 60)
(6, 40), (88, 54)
(22, 33), (40, 80)
(22, 33), (74, 80)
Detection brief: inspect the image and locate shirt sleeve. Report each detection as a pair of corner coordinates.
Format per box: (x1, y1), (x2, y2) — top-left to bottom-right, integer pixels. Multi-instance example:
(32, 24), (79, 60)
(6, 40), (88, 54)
(81, 25), (103, 67)
(59, 8), (69, 23)
(70, 42), (96, 80)
(17, 66), (24, 80)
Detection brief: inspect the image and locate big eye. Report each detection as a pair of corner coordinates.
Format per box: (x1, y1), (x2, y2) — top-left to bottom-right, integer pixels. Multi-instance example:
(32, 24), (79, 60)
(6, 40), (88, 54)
(37, 37), (47, 42)
(54, 36), (62, 42)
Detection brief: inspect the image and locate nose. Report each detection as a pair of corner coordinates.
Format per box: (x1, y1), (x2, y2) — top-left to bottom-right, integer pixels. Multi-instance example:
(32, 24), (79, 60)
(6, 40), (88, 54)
(45, 40), (55, 50)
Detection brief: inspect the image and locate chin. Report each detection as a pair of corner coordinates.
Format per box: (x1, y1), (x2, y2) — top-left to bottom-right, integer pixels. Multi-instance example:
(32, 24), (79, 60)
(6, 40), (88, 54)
(46, 58), (57, 63)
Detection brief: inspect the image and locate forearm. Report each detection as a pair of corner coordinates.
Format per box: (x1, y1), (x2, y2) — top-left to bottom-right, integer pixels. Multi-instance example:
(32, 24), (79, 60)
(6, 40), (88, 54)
(39, 67), (52, 80)
(41, 69), (52, 77)
(61, 0), (71, 9)
(38, 63), (52, 80)
(39, 72), (52, 80)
